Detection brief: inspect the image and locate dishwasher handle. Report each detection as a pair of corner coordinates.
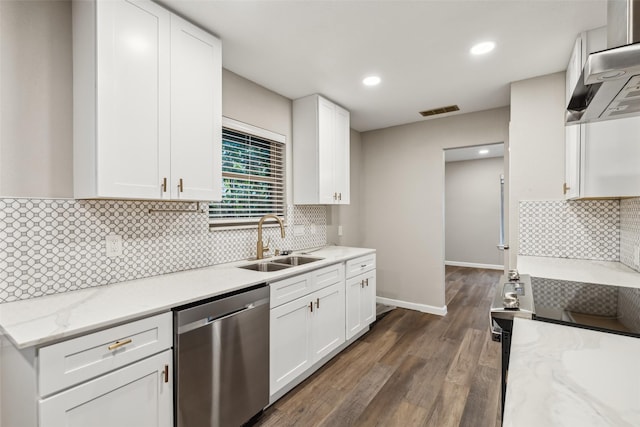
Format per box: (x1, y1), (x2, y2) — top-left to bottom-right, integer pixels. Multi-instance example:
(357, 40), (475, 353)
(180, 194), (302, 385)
(177, 296), (269, 335)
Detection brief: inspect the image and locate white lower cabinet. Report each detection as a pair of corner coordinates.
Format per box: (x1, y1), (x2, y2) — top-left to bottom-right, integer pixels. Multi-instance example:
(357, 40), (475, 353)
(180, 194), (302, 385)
(270, 282), (345, 396)
(270, 294), (313, 394)
(0, 312), (173, 427)
(269, 262), (347, 397)
(269, 256), (377, 399)
(346, 270), (377, 340)
(39, 350), (173, 427)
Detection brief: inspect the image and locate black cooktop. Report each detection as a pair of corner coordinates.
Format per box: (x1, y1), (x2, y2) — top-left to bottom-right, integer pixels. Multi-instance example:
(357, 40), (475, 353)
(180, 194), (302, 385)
(531, 278), (640, 339)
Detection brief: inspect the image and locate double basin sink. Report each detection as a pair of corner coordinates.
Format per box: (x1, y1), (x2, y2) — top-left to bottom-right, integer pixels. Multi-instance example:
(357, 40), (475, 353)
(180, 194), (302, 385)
(239, 256), (323, 272)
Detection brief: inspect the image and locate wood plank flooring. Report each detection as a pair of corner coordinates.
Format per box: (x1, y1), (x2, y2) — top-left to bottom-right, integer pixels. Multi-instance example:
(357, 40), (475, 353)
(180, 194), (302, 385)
(254, 266), (503, 427)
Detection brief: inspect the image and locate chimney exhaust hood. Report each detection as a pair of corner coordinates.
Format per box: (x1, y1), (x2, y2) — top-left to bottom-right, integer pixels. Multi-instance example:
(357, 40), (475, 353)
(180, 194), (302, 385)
(566, 0), (640, 125)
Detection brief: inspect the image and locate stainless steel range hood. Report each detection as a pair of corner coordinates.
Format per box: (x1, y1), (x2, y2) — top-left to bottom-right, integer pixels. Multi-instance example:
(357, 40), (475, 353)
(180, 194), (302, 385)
(566, 0), (640, 124)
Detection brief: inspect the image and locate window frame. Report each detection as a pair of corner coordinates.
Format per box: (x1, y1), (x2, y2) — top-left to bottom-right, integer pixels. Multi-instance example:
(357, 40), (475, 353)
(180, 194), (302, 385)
(209, 117), (287, 229)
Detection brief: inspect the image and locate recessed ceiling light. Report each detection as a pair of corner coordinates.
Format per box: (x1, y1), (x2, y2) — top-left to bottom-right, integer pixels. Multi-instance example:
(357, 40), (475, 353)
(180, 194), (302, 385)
(470, 41), (495, 55)
(363, 76), (381, 86)
(478, 149), (489, 155)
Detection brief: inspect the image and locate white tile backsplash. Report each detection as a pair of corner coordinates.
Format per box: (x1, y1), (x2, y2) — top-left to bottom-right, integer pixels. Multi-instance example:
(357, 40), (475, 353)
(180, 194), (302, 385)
(519, 200), (620, 260)
(620, 198), (640, 273)
(0, 199), (326, 303)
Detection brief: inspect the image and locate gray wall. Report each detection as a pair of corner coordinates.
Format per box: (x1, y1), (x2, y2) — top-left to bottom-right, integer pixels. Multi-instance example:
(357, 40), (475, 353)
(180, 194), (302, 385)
(360, 107), (510, 312)
(509, 72), (565, 269)
(0, 0), (73, 198)
(445, 157), (504, 268)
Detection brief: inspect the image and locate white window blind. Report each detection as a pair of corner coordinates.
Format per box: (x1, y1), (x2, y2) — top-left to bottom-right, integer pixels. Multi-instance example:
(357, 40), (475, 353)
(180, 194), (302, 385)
(209, 121), (285, 226)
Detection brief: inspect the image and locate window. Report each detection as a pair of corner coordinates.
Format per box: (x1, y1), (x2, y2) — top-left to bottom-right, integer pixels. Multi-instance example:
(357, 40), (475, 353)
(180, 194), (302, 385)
(209, 118), (286, 227)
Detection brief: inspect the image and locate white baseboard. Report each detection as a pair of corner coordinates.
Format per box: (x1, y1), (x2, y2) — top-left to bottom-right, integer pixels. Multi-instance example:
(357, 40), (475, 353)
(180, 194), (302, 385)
(376, 296), (447, 316)
(445, 260), (504, 271)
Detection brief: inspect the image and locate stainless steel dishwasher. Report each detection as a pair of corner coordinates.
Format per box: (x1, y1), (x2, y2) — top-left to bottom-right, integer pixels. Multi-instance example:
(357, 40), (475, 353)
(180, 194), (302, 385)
(174, 284), (269, 427)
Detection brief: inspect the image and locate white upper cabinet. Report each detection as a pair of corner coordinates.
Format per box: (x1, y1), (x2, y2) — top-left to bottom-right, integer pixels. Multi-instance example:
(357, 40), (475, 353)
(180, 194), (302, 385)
(293, 94), (350, 204)
(169, 14), (222, 201)
(564, 28), (640, 199)
(73, 0), (221, 201)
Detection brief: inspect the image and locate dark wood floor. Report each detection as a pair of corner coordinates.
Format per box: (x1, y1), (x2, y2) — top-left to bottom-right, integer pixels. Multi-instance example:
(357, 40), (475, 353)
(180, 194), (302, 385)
(255, 266), (502, 427)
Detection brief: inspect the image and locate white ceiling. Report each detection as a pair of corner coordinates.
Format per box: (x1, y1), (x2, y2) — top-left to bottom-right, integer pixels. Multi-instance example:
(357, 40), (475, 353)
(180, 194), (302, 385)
(159, 0), (607, 132)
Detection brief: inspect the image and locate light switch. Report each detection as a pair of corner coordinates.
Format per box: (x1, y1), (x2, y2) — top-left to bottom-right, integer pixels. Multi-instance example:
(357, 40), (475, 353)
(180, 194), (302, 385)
(338, 225), (343, 236)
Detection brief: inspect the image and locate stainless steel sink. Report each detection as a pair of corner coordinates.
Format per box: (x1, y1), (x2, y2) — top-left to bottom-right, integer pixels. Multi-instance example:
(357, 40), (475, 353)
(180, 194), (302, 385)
(273, 256), (324, 266)
(239, 262), (292, 272)
(238, 255), (323, 272)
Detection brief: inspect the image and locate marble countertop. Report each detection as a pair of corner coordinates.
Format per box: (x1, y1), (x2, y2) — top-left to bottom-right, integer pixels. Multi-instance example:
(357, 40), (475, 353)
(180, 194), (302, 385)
(503, 318), (640, 427)
(0, 246), (374, 349)
(518, 255), (640, 289)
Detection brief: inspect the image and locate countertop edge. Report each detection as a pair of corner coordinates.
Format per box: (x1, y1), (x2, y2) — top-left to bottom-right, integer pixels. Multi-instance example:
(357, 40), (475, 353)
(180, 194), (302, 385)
(517, 255), (640, 289)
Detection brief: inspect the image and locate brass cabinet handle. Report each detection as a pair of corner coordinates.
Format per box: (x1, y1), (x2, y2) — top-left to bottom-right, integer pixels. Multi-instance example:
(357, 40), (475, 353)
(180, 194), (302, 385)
(365, 278), (369, 287)
(162, 177), (167, 193)
(178, 178), (184, 193)
(315, 297), (320, 309)
(563, 182), (570, 195)
(338, 192), (342, 201)
(163, 364), (169, 383)
(361, 280), (364, 288)
(333, 192), (338, 200)
(107, 338), (132, 351)
(309, 301), (313, 312)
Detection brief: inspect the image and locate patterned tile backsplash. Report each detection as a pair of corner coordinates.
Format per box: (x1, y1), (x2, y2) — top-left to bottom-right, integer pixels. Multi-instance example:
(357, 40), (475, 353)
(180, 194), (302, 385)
(620, 198), (640, 273)
(532, 277), (640, 333)
(519, 200), (620, 260)
(0, 199), (327, 303)
(531, 277), (618, 317)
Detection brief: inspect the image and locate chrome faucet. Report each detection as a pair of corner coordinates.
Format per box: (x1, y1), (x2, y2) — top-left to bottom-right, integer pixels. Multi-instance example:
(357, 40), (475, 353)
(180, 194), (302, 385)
(256, 214), (285, 259)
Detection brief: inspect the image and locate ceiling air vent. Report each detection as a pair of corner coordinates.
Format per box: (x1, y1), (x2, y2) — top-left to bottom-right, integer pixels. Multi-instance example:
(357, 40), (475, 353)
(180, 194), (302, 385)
(419, 105), (460, 117)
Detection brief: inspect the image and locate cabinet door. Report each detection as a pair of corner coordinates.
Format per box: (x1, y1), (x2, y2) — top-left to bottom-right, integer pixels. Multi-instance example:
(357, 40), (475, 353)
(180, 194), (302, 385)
(582, 117), (640, 197)
(564, 124), (581, 199)
(270, 297), (312, 396)
(39, 350), (173, 427)
(334, 105), (350, 204)
(565, 37), (583, 106)
(345, 275), (365, 340)
(170, 15), (222, 201)
(361, 271), (376, 327)
(96, 0), (171, 199)
(346, 271), (376, 340)
(317, 97), (337, 204)
(311, 283), (345, 363)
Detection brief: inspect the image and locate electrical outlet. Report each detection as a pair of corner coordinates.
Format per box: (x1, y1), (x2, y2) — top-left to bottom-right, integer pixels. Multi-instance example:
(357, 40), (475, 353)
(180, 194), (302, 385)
(310, 223), (317, 235)
(106, 235), (123, 258)
(338, 225), (343, 236)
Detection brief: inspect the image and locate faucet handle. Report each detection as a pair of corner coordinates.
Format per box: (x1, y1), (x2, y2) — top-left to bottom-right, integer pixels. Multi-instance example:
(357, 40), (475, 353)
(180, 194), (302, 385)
(262, 237), (271, 255)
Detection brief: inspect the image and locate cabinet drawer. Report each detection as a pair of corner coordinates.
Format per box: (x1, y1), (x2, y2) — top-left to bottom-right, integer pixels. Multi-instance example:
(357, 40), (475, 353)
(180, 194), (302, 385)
(270, 274), (313, 308)
(346, 254), (376, 278)
(312, 263), (345, 292)
(39, 312), (172, 397)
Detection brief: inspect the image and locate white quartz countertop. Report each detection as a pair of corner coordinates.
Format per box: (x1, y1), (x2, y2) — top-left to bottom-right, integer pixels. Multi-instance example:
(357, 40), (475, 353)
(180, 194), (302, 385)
(518, 255), (640, 289)
(503, 318), (640, 427)
(0, 246), (374, 349)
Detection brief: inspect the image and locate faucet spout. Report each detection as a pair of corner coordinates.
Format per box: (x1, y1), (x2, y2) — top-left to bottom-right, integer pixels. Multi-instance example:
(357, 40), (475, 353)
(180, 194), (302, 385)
(256, 214), (286, 259)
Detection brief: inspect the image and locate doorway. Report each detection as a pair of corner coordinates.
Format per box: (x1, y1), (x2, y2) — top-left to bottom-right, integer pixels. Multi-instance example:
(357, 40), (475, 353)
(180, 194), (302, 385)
(444, 143), (505, 271)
